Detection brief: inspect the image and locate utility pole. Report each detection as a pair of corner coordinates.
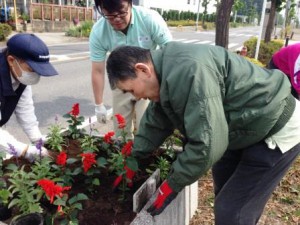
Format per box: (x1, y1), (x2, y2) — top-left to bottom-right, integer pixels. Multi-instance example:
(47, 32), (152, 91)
(255, 0), (267, 60)
(4, 0), (7, 22)
(195, 0), (201, 31)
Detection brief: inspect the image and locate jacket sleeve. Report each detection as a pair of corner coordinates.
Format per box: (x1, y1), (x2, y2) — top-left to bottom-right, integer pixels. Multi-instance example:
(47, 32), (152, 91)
(132, 102), (174, 158)
(14, 86), (42, 142)
(167, 78), (229, 193)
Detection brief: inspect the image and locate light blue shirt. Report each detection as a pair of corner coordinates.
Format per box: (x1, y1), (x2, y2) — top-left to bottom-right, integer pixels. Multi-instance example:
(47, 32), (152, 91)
(89, 6), (172, 62)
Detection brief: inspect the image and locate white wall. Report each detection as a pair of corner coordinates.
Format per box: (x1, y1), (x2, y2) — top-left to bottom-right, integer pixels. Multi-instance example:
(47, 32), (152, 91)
(138, 0), (216, 14)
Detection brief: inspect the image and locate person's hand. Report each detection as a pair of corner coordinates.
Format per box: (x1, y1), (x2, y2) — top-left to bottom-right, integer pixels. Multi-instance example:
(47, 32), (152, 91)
(147, 180), (178, 216)
(95, 103), (108, 123)
(112, 166), (136, 190)
(22, 145), (49, 162)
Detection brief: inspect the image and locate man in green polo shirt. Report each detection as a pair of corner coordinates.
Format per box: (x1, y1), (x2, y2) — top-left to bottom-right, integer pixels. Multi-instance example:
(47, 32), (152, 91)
(90, 0), (172, 138)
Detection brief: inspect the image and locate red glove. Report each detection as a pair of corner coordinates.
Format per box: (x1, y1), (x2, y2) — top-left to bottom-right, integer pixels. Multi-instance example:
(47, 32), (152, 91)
(112, 166), (136, 189)
(147, 180), (178, 216)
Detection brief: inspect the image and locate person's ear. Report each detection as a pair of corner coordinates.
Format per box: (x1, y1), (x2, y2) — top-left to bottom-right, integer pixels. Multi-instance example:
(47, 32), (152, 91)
(135, 63), (151, 77)
(6, 55), (15, 67)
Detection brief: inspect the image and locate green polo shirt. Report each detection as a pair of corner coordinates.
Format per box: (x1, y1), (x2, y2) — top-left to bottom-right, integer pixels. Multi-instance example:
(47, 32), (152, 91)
(89, 6), (172, 62)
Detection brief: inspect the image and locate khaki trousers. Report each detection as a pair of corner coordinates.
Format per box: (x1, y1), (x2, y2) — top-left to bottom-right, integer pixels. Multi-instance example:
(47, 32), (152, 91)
(112, 89), (149, 139)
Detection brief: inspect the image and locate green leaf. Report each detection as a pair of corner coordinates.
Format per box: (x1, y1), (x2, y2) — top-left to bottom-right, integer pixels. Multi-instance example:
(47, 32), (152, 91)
(70, 220), (79, 225)
(125, 157), (138, 171)
(92, 178), (100, 186)
(67, 158), (79, 164)
(8, 198), (19, 208)
(63, 113), (71, 118)
(72, 203), (83, 210)
(0, 151), (6, 159)
(69, 193), (88, 205)
(72, 167), (82, 175)
(0, 189), (11, 201)
(97, 157), (107, 168)
(53, 197), (67, 206)
(6, 163), (18, 171)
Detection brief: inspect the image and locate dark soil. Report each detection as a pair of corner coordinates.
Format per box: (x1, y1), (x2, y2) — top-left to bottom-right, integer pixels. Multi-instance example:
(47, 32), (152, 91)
(52, 138), (154, 225)
(77, 175), (137, 225)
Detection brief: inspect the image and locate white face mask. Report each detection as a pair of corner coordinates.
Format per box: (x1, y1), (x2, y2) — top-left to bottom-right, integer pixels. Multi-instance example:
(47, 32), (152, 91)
(14, 60), (40, 85)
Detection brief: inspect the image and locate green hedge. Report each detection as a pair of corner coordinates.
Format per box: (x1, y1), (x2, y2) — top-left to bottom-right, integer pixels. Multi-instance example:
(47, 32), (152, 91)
(244, 37), (284, 65)
(0, 23), (12, 41)
(244, 56), (265, 67)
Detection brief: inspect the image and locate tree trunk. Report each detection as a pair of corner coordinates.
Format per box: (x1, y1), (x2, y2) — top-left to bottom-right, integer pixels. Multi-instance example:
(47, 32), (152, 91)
(264, 0), (277, 43)
(215, 0), (235, 49)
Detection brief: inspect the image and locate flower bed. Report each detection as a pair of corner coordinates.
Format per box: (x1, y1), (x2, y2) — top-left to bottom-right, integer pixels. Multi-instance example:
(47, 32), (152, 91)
(0, 103), (182, 225)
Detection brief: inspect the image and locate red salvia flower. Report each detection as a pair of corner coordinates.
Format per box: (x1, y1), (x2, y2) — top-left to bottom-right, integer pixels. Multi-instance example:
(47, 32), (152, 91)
(56, 151), (67, 166)
(104, 131), (115, 144)
(121, 141), (133, 156)
(112, 165), (136, 189)
(69, 103), (80, 117)
(112, 175), (122, 189)
(124, 166), (135, 188)
(37, 179), (71, 203)
(80, 153), (97, 173)
(115, 114), (126, 129)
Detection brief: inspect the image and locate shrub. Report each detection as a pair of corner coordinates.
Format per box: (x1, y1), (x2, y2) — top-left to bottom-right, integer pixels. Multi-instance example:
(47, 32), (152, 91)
(244, 56), (265, 67)
(280, 25), (292, 39)
(0, 23), (12, 41)
(244, 37), (284, 65)
(65, 20), (93, 38)
(80, 20), (93, 37)
(166, 20), (195, 27)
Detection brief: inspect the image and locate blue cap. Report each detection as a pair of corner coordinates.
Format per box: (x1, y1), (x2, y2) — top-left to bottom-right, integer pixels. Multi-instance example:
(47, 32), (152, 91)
(7, 33), (58, 76)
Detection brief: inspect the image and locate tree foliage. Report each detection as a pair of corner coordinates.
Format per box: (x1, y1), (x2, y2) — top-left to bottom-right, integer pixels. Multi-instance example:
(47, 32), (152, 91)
(233, 0), (245, 23)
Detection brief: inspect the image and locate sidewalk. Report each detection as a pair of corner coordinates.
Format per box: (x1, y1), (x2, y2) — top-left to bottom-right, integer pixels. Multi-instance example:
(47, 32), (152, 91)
(0, 31), (88, 47)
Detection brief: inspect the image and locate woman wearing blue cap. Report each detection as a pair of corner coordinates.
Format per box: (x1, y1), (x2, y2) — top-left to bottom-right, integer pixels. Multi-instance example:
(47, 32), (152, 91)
(0, 33), (58, 161)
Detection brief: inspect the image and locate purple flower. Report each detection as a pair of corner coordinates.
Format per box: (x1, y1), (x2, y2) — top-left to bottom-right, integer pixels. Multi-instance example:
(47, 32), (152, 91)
(7, 143), (19, 166)
(7, 143), (18, 157)
(35, 138), (44, 162)
(35, 138), (44, 151)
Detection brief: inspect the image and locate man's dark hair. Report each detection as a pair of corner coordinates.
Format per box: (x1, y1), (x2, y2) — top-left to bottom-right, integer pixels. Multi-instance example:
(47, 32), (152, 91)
(95, 0), (132, 14)
(106, 45), (152, 89)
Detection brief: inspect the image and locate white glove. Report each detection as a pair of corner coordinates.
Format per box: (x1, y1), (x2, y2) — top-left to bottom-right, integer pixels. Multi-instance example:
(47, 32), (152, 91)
(95, 103), (108, 123)
(23, 146), (49, 162)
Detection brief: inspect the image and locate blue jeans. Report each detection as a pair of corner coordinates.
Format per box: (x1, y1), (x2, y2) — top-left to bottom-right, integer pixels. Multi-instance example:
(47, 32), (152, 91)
(212, 141), (300, 225)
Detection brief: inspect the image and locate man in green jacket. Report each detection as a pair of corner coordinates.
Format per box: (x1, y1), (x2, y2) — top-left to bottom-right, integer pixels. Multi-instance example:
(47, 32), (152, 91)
(106, 42), (300, 224)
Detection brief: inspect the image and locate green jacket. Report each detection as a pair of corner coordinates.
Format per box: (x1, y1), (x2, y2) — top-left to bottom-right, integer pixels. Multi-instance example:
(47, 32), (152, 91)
(133, 42), (295, 192)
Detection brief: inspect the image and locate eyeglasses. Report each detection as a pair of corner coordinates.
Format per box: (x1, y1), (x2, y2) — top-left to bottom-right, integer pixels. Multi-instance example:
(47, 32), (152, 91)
(101, 6), (129, 20)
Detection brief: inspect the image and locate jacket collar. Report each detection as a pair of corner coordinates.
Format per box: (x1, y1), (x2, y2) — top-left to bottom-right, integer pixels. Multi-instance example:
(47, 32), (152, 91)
(150, 49), (163, 84)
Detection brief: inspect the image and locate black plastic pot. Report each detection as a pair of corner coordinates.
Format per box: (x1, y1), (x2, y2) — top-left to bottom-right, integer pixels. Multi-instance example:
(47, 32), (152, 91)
(9, 213), (43, 225)
(0, 203), (12, 221)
